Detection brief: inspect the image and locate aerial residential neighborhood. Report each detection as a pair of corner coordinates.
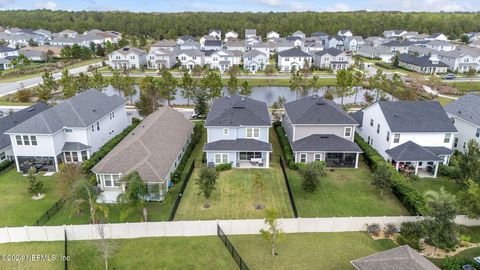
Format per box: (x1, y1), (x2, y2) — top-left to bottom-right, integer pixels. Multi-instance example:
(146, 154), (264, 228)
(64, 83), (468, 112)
(1, 3), (480, 270)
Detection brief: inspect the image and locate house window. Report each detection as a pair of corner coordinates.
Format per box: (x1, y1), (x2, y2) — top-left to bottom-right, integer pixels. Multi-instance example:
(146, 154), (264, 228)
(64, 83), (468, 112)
(367, 136), (370, 145)
(476, 128), (480, 138)
(81, 150), (88, 161)
(454, 137), (458, 148)
(377, 124), (380, 134)
(463, 142), (467, 149)
(393, 134), (400, 143)
(223, 128), (229, 135)
(246, 128), (260, 138)
(444, 133), (451, 143)
(23, 135), (30, 146)
(30, 136), (37, 146)
(97, 122), (100, 131)
(370, 119), (374, 126)
(112, 175), (121, 187)
(91, 125), (94, 132)
(64, 128), (73, 133)
(386, 131), (390, 142)
(65, 152), (72, 163)
(314, 154), (322, 162)
(16, 135), (22, 145)
(104, 175), (112, 187)
(72, 152), (79, 163)
(285, 57), (289, 61)
(299, 153), (307, 163)
(0, 152), (5, 161)
(214, 153), (229, 164)
(344, 127), (352, 137)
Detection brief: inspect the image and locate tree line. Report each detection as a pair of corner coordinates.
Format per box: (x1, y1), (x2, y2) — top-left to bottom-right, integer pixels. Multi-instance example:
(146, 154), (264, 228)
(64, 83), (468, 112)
(1, 10), (480, 40)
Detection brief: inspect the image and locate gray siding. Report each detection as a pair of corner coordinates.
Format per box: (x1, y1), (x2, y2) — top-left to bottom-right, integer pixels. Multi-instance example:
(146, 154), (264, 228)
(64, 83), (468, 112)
(207, 126), (270, 143)
(294, 125), (355, 142)
(282, 113), (294, 142)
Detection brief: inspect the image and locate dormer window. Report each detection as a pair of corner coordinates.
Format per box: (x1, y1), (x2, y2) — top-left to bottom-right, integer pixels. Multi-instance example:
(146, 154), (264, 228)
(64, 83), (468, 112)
(64, 128), (73, 134)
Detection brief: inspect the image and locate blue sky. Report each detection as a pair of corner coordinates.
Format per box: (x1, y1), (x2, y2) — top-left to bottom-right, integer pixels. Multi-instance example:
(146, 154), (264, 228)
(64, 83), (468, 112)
(0, 0), (478, 12)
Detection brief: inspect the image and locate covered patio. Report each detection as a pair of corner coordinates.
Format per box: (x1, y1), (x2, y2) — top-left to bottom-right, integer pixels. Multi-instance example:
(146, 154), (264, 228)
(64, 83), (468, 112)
(386, 141), (451, 178)
(204, 139), (272, 169)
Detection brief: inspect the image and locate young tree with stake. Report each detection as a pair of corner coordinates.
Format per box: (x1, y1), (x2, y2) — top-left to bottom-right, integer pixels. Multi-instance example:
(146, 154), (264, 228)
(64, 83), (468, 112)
(260, 208), (285, 256)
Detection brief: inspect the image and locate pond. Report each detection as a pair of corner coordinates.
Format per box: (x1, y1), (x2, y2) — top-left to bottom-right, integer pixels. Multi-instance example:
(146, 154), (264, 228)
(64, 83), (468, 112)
(104, 85), (394, 106)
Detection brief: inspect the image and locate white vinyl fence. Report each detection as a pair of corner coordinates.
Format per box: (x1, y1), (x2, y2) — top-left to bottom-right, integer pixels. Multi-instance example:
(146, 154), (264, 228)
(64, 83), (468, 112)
(1, 215), (479, 244)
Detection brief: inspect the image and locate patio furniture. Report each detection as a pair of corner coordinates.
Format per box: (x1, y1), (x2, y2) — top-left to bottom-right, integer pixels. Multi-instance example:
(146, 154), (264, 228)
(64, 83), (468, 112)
(250, 158), (262, 165)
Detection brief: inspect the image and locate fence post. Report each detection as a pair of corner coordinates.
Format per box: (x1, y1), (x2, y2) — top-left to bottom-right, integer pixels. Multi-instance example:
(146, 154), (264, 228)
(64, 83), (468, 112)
(24, 226), (30, 241)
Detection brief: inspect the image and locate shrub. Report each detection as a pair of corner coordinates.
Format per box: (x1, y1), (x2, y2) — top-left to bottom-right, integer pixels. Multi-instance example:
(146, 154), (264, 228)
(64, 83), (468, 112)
(367, 223), (381, 237)
(397, 221), (425, 251)
(170, 122), (204, 183)
(82, 120), (140, 176)
(375, 62), (395, 70)
(355, 135), (426, 215)
(438, 164), (461, 180)
(215, 163), (232, 172)
(0, 160), (13, 173)
(442, 256), (478, 270)
(299, 161), (326, 193)
(274, 125), (298, 170)
(383, 223), (398, 238)
(459, 234), (471, 243)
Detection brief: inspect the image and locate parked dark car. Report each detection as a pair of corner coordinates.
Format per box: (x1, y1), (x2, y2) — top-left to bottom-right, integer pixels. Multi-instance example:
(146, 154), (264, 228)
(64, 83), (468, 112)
(443, 74), (456, 80)
(463, 264), (477, 270)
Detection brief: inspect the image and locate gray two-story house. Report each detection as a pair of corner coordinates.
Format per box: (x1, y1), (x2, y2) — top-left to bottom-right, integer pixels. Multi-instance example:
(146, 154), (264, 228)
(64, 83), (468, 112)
(204, 95), (272, 168)
(282, 96), (362, 168)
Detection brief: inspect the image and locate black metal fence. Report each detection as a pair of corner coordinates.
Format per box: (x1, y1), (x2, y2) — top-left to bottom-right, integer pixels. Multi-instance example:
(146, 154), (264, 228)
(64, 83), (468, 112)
(279, 157), (299, 218)
(33, 198), (65, 226)
(64, 230), (68, 270)
(168, 160), (195, 221)
(217, 225), (250, 270)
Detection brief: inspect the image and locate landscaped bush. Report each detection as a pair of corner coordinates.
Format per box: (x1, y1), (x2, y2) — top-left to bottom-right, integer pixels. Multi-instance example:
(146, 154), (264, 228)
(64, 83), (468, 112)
(83, 119), (140, 178)
(215, 163), (232, 172)
(438, 164), (461, 180)
(396, 221), (425, 251)
(0, 160), (13, 173)
(355, 135), (427, 215)
(367, 223), (381, 237)
(442, 256), (479, 270)
(383, 223), (398, 238)
(170, 122), (204, 183)
(274, 125), (298, 170)
(375, 62), (395, 70)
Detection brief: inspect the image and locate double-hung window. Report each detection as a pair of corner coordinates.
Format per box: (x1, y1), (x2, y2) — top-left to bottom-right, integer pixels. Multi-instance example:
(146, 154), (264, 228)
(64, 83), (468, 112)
(223, 128), (229, 136)
(314, 154), (322, 162)
(16, 135), (22, 145)
(23, 135), (30, 145)
(476, 128), (480, 138)
(30, 136), (37, 146)
(344, 127), (352, 137)
(370, 119), (374, 126)
(299, 153), (307, 163)
(214, 153), (229, 164)
(246, 128), (260, 138)
(393, 134), (400, 143)
(377, 124), (380, 134)
(444, 133), (451, 143)
(386, 131), (390, 142)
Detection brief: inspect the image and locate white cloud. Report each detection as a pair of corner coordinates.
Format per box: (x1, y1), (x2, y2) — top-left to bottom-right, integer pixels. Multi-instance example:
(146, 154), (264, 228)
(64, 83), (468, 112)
(253, 0), (283, 7)
(326, 3), (351, 12)
(374, 0), (473, 12)
(35, 1), (57, 10)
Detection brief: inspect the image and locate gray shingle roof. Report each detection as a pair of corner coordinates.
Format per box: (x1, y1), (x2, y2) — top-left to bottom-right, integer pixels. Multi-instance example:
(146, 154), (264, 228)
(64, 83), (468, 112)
(386, 141), (444, 162)
(351, 110), (363, 127)
(315, 48), (343, 57)
(205, 95), (271, 127)
(92, 107), (194, 182)
(204, 139), (272, 152)
(112, 46), (147, 56)
(399, 54), (448, 68)
(291, 134), (362, 152)
(244, 49), (267, 58)
(444, 94), (480, 127)
(0, 102), (50, 150)
(62, 142), (90, 151)
(351, 245), (440, 270)
(424, 146), (453, 156)
(204, 40), (222, 47)
(284, 96), (358, 125)
(378, 101), (457, 132)
(0, 46), (16, 53)
(6, 90), (125, 134)
(277, 47), (311, 57)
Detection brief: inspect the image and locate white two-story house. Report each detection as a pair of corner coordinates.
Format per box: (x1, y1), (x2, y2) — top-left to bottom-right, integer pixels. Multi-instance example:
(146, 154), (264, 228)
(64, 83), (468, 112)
(313, 48), (351, 70)
(353, 101), (457, 178)
(108, 46), (147, 70)
(204, 95), (272, 168)
(5, 90), (129, 173)
(147, 49), (176, 70)
(204, 50), (234, 72)
(177, 49), (205, 70)
(277, 47), (312, 72)
(243, 49), (268, 73)
(444, 94), (480, 153)
(282, 96), (362, 168)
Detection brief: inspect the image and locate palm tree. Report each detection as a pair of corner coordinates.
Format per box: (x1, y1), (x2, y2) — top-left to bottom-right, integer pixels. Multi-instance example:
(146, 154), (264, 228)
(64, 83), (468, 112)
(117, 171), (149, 222)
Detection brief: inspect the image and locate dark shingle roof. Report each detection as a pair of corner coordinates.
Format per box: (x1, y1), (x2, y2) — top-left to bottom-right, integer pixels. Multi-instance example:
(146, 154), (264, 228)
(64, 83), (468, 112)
(385, 141), (444, 162)
(444, 94), (480, 127)
(291, 134), (362, 152)
(351, 110), (364, 127)
(204, 40), (222, 47)
(0, 102), (50, 150)
(6, 90), (125, 134)
(204, 139), (272, 152)
(0, 46), (16, 52)
(424, 146), (453, 156)
(62, 142), (91, 151)
(399, 54), (448, 68)
(277, 47), (311, 57)
(378, 101), (457, 132)
(284, 96), (358, 125)
(315, 48), (343, 57)
(311, 31), (328, 37)
(351, 245), (440, 270)
(205, 95), (271, 127)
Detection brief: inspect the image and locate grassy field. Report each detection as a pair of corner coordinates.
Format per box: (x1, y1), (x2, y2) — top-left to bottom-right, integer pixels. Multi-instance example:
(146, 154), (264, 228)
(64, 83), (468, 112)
(447, 81), (480, 92)
(436, 96), (456, 106)
(229, 232), (397, 270)
(0, 168), (64, 227)
(0, 236), (237, 270)
(411, 176), (462, 199)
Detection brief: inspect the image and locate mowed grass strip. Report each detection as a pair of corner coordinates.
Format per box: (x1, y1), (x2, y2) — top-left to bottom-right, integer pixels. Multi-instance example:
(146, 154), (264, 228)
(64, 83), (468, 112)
(0, 236), (237, 270)
(229, 232), (397, 270)
(175, 165), (293, 220)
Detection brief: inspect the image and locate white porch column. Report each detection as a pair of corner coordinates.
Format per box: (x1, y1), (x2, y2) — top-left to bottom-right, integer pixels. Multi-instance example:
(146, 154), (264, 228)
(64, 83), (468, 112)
(53, 156), (59, 172)
(395, 161), (399, 171)
(355, 153), (359, 169)
(14, 156), (20, 172)
(265, 152), (270, 168)
(434, 162), (439, 178)
(414, 162), (419, 176)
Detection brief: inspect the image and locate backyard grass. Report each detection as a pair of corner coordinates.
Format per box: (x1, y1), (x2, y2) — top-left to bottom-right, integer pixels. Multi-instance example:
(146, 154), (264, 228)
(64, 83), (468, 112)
(0, 236), (237, 270)
(447, 81), (480, 92)
(0, 168), (64, 227)
(229, 232), (397, 270)
(411, 176), (462, 199)
(436, 96), (456, 106)
(174, 164), (294, 220)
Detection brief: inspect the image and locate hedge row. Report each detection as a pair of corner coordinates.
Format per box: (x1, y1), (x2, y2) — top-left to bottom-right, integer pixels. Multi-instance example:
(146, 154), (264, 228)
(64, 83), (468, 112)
(273, 123), (298, 170)
(82, 118), (140, 176)
(355, 135), (427, 215)
(375, 62), (396, 70)
(170, 122), (204, 183)
(0, 160), (13, 173)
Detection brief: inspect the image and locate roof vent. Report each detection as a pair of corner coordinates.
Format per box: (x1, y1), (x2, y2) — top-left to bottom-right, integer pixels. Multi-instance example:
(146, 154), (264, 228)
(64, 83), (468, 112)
(316, 101), (325, 105)
(320, 135), (329, 139)
(92, 109), (97, 112)
(27, 108), (35, 112)
(394, 113), (399, 117)
(458, 110), (462, 114)
(123, 47), (129, 51)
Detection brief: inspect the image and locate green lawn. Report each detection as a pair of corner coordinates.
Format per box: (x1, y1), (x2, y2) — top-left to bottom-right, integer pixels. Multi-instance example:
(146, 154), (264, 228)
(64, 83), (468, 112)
(447, 81), (480, 92)
(174, 164), (294, 220)
(229, 232), (397, 270)
(436, 96), (456, 106)
(0, 168), (64, 227)
(411, 176), (463, 199)
(0, 236), (237, 270)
